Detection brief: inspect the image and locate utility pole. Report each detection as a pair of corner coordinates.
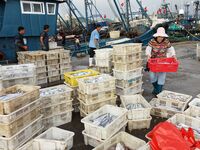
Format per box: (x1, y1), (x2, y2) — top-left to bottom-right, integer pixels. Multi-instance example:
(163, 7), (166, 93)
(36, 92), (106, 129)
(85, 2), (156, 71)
(126, 0), (130, 31)
(194, 0), (200, 26)
(184, 2), (190, 19)
(68, 0), (73, 29)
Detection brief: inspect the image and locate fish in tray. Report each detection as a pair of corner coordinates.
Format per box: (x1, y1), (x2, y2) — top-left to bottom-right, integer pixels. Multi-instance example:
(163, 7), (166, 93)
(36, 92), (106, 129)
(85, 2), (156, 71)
(0, 90), (24, 101)
(154, 104), (181, 111)
(72, 72), (91, 77)
(126, 103), (145, 110)
(161, 93), (190, 102)
(40, 88), (66, 97)
(90, 113), (117, 128)
(108, 142), (133, 150)
(84, 76), (106, 84)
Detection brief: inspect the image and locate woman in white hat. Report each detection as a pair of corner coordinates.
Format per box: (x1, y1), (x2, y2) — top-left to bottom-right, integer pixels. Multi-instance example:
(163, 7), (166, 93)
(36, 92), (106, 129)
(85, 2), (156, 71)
(146, 27), (176, 96)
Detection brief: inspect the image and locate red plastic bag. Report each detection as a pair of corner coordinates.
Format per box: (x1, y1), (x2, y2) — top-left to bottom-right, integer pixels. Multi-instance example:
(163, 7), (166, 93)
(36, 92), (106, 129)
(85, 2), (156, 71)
(147, 122), (190, 150)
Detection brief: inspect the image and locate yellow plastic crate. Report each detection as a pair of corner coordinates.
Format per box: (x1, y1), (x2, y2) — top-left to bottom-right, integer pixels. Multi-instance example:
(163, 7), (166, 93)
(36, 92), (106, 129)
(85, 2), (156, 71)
(64, 69), (99, 87)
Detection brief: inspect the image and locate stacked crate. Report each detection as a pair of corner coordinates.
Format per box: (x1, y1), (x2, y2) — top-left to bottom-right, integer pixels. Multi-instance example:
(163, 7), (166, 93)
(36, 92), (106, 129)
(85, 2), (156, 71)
(95, 48), (113, 74)
(59, 50), (72, 80)
(149, 90), (192, 118)
(46, 51), (61, 83)
(40, 84), (73, 130)
(0, 84), (42, 150)
(184, 98), (200, 119)
(0, 64), (36, 89)
(112, 43), (143, 95)
(77, 74), (117, 117)
(81, 105), (128, 147)
(121, 94), (152, 131)
(17, 51), (48, 85)
(64, 69), (99, 112)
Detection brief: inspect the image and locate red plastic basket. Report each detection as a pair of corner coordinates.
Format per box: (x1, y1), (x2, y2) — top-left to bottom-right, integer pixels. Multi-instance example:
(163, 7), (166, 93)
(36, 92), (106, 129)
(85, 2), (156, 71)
(148, 58), (179, 72)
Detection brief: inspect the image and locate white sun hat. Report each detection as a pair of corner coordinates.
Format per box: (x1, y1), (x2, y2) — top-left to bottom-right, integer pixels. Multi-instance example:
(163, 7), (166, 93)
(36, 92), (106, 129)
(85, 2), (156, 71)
(153, 27), (169, 38)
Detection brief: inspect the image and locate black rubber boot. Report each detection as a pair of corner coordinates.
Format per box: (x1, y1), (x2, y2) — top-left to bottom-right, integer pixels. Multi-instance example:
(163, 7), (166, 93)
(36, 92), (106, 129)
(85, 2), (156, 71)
(152, 82), (158, 96)
(157, 85), (163, 94)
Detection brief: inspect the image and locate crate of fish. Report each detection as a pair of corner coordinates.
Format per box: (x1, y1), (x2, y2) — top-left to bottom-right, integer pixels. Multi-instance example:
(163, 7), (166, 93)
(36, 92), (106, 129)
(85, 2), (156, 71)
(188, 98), (200, 109)
(94, 48), (113, 59)
(48, 75), (60, 83)
(112, 43), (142, 55)
(46, 59), (59, 65)
(48, 70), (60, 77)
(121, 94), (152, 120)
(43, 110), (73, 130)
(127, 117), (152, 131)
(149, 98), (184, 118)
(78, 74), (116, 94)
(33, 127), (74, 150)
(41, 100), (73, 118)
(36, 66), (47, 74)
(157, 90), (192, 110)
(36, 77), (48, 85)
(93, 131), (146, 150)
(29, 60), (46, 67)
(184, 107), (200, 119)
(45, 51), (59, 60)
(113, 60), (143, 72)
(81, 105), (128, 140)
(0, 85), (40, 115)
(79, 97), (117, 114)
(2, 77), (36, 88)
(0, 99), (40, 124)
(96, 66), (112, 74)
(24, 51), (46, 61)
(78, 89), (116, 105)
(82, 122), (127, 148)
(95, 59), (112, 67)
(40, 84), (73, 107)
(113, 52), (142, 63)
(1, 64), (36, 80)
(0, 107), (40, 138)
(0, 116), (42, 150)
(113, 67), (143, 80)
(47, 64), (59, 71)
(64, 69), (99, 87)
(116, 75), (143, 88)
(168, 114), (200, 139)
(116, 82), (143, 95)
(60, 63), (71, 70)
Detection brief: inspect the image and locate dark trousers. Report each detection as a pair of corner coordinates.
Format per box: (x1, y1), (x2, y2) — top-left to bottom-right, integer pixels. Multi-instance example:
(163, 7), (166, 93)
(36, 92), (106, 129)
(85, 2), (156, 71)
(89, 48), (96, 58)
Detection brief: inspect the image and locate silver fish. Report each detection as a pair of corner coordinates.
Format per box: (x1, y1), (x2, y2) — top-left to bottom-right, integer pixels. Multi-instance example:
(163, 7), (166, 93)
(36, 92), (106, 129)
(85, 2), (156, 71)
(126, 103), (144, 110)
(91, 113), (117, 127)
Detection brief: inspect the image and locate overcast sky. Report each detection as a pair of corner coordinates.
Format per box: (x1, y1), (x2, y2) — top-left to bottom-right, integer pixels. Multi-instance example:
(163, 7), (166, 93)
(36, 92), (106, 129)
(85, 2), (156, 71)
(60, 0), (195, 19)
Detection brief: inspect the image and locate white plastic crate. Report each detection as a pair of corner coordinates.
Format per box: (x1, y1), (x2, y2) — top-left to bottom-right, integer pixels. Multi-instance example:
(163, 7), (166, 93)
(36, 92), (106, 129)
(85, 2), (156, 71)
(188, 98), (200, 109)
(116, 82), (143, 95)
(95, 59), (111, 67)
(121, 94), (152, 120)
(0, 116), (42, 150)
(78, 74), (116, 94)
(16, 140), (34, 150)
(33, 127), (74, 150)
(116, 75), (143, 88)
(93, 131), (146, 150)
(80, 107), (87, 118)
(83, 122), (127, 148)
(36, 66), (47, 74)
(138, 144), (151, 150)
(48, 70), (60, 77)
(81, 105), (128, 140)
(59, 50), (70, 59)
(43, 110), (73, 130)
(37, 72), (47, 79)
(47, 64), (59, 71)
(112, 43), (142, 55)
(94, 48), (113, 59)
(113, 67), (143, 80)
(184, 107), (200, 119)
(60, 63), (71, 70)
(41, 100), (73, 118)
(127, 117), (152, 131)
(78, 89), (116, 105)
(113, 60), (143, 71)
(168, 114), (200, 139)
(0, 99), (40, 124)
(79, 97), (117, 114)
(149, 98), (183, 118)
(60, 67), (72, 75)
(36, 78), (47, 85)
(48, 75), (60, 83)
(157, 90), (192, 110)
(96, 66), (112, 74)
(109, 31), (120, 39)
(46, 59), (59, 65)
(113, 52), (142, 63)
(1, 64), (36, 80)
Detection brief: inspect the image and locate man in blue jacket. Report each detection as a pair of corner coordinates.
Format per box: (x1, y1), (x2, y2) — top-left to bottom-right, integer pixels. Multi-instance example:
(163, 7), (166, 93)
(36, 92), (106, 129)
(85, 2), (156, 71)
(88, 24), (101, 67)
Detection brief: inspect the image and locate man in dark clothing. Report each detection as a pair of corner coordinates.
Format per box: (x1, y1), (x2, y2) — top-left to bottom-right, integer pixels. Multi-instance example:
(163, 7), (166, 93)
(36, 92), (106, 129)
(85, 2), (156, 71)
(40, 25), (50, 51)
(15, 26), (28, 51)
